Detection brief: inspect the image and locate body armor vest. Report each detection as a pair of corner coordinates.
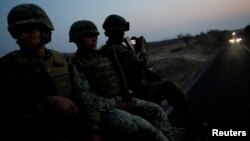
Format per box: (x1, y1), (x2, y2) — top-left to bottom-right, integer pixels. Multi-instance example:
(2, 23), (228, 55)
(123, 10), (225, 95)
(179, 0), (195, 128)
(10, 50), (72, 99)
(72, 53), (120, 98)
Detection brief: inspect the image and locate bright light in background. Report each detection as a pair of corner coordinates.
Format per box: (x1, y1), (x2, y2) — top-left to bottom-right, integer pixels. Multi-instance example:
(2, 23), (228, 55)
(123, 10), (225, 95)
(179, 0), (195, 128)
(229, 32), (242, 44)
(229, 37), (242, 44)
(236, 38), (242, 43)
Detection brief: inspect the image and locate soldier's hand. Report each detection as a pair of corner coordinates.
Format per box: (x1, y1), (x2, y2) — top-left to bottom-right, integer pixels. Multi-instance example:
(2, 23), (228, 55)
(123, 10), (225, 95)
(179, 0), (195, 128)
(135, 36), (146, 53)
(42, 96), (79, 116)
(115, 101), (135, 111)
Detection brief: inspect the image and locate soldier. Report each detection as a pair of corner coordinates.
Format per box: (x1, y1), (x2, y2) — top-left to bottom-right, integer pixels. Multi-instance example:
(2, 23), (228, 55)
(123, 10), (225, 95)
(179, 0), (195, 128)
(69, 20), (173, 141)
(0, 4), (170, 141)
(99, 14), (187, 113)
(100, 14), (208, 136)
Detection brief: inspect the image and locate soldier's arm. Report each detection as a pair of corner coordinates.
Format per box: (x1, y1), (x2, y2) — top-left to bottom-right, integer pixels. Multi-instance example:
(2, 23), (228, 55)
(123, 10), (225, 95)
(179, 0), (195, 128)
(124, 37), (149, 66)
(135, 36), (149, 65)
(70, 65), (115, 125)
(137, 51), (149, 66)
(0, 55), (34, 128)
(119, 46), (148, 69)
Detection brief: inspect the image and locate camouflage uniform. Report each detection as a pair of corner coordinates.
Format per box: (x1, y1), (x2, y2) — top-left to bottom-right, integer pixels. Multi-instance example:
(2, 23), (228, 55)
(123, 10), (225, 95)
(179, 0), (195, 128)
(69, 20), (173, 141)
(100, 43), (149, 93)
(0, 50), (169, 141)
(100, 15), (210, 140)
(1, 4), (169, 141)
(72, 51), (173, 140)
(101, 14), (188, 113)
(100, 43), (187, 111)
(0, 49), (104, 140)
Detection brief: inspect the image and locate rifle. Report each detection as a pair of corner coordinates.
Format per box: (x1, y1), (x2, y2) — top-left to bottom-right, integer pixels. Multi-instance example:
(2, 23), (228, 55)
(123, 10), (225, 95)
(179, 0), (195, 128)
(111, 45), (132, 102)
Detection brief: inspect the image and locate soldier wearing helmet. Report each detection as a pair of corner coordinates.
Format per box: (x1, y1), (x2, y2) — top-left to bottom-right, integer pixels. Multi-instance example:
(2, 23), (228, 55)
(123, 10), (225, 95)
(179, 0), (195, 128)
(102, 14), (129, 31)
(69, 20), (100, 42)
(69, 20), (173, 141)
(0, 4), (129, 141)
(100, 14), (209, 138)
(100, 14), (149, 92)
(7, 3), (54, 50)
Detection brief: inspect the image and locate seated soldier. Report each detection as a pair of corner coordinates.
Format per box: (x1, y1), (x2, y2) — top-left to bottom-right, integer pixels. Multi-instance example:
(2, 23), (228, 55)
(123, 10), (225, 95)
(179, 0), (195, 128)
(68, 20), (174, 141)
(0, 4), (170, 141)
(100, 14), (209, 137)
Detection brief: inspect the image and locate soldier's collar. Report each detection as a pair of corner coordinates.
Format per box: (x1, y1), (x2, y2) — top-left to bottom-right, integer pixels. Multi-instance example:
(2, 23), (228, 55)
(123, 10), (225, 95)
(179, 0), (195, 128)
(75, 50), (98, 59)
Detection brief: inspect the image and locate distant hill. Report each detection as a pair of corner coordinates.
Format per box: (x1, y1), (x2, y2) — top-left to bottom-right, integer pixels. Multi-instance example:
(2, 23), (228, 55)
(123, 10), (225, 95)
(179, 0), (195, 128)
(147, 38), (182, 49)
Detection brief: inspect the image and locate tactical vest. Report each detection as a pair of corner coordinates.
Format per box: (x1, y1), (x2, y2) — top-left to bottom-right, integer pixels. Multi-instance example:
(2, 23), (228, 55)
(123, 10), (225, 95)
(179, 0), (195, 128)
(72, 54), (120, 98)
(10, 50), (72, 99)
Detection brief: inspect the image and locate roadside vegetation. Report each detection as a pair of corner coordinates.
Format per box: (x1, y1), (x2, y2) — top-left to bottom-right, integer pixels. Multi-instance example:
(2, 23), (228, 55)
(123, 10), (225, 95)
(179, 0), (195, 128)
(146, 29), (238, 90)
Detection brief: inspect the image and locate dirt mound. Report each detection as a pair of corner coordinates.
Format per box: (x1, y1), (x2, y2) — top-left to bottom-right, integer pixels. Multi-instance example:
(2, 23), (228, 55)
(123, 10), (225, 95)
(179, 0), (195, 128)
(148, 47), (214, 90)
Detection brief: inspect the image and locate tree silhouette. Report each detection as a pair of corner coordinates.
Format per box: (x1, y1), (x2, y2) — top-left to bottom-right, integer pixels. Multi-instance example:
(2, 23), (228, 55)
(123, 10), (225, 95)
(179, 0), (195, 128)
(177, 33), (193, 47)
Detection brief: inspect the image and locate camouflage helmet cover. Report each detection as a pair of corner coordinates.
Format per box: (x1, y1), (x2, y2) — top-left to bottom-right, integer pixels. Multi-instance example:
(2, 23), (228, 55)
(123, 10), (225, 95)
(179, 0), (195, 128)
(69, 20), (99, 42)
(102, 14), (129, 32)
(7, 3), (54, 38)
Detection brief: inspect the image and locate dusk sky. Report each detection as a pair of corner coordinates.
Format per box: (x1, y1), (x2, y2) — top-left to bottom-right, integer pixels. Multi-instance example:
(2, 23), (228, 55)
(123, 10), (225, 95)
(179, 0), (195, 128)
(1, 0), (250, 57)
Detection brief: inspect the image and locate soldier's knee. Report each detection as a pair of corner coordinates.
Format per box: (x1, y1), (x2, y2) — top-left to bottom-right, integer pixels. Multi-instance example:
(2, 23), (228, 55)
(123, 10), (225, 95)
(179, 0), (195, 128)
(151, 102), (166, 114)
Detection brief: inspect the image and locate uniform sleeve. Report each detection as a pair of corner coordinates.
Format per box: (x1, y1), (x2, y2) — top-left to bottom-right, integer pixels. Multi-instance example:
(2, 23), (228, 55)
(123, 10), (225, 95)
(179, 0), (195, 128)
(137, 51), (149, 66)
(0, 55), (28, 130)
(118, 46), (148, 69)
(70, 65), (115, 125)
(0, 55), (21, 111)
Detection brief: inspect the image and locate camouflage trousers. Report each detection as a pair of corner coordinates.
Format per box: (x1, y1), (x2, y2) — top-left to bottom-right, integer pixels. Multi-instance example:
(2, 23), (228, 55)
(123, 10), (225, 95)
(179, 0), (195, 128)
(134, 97), (174, 140)
(100, 97), (173, 141)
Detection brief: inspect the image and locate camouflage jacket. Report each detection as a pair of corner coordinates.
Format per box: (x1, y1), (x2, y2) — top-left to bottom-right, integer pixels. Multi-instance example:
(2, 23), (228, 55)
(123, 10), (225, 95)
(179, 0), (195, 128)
(100, 43), (149, 93)
(0, 49), (114, 127)
(72, 51), (121, 99)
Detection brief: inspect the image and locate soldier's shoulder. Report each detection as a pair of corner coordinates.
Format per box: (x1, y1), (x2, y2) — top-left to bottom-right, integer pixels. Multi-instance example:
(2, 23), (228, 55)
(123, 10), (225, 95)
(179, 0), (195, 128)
(48, 49), (64, 56)
(47, 49), (69, 63)
(115, 44), (130, 53)
(71, 55), (89, 68)
(98, 44), (108, 53)
(0, 50), (21, 63)
(0, 50), (21, 72)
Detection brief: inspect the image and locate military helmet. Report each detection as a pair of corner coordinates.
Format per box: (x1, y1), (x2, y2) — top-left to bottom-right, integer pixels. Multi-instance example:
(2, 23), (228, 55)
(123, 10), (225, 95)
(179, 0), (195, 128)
(69, 20), (99, 42)
(7, 3), (54, 38)
(102, 14), (129, 32)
